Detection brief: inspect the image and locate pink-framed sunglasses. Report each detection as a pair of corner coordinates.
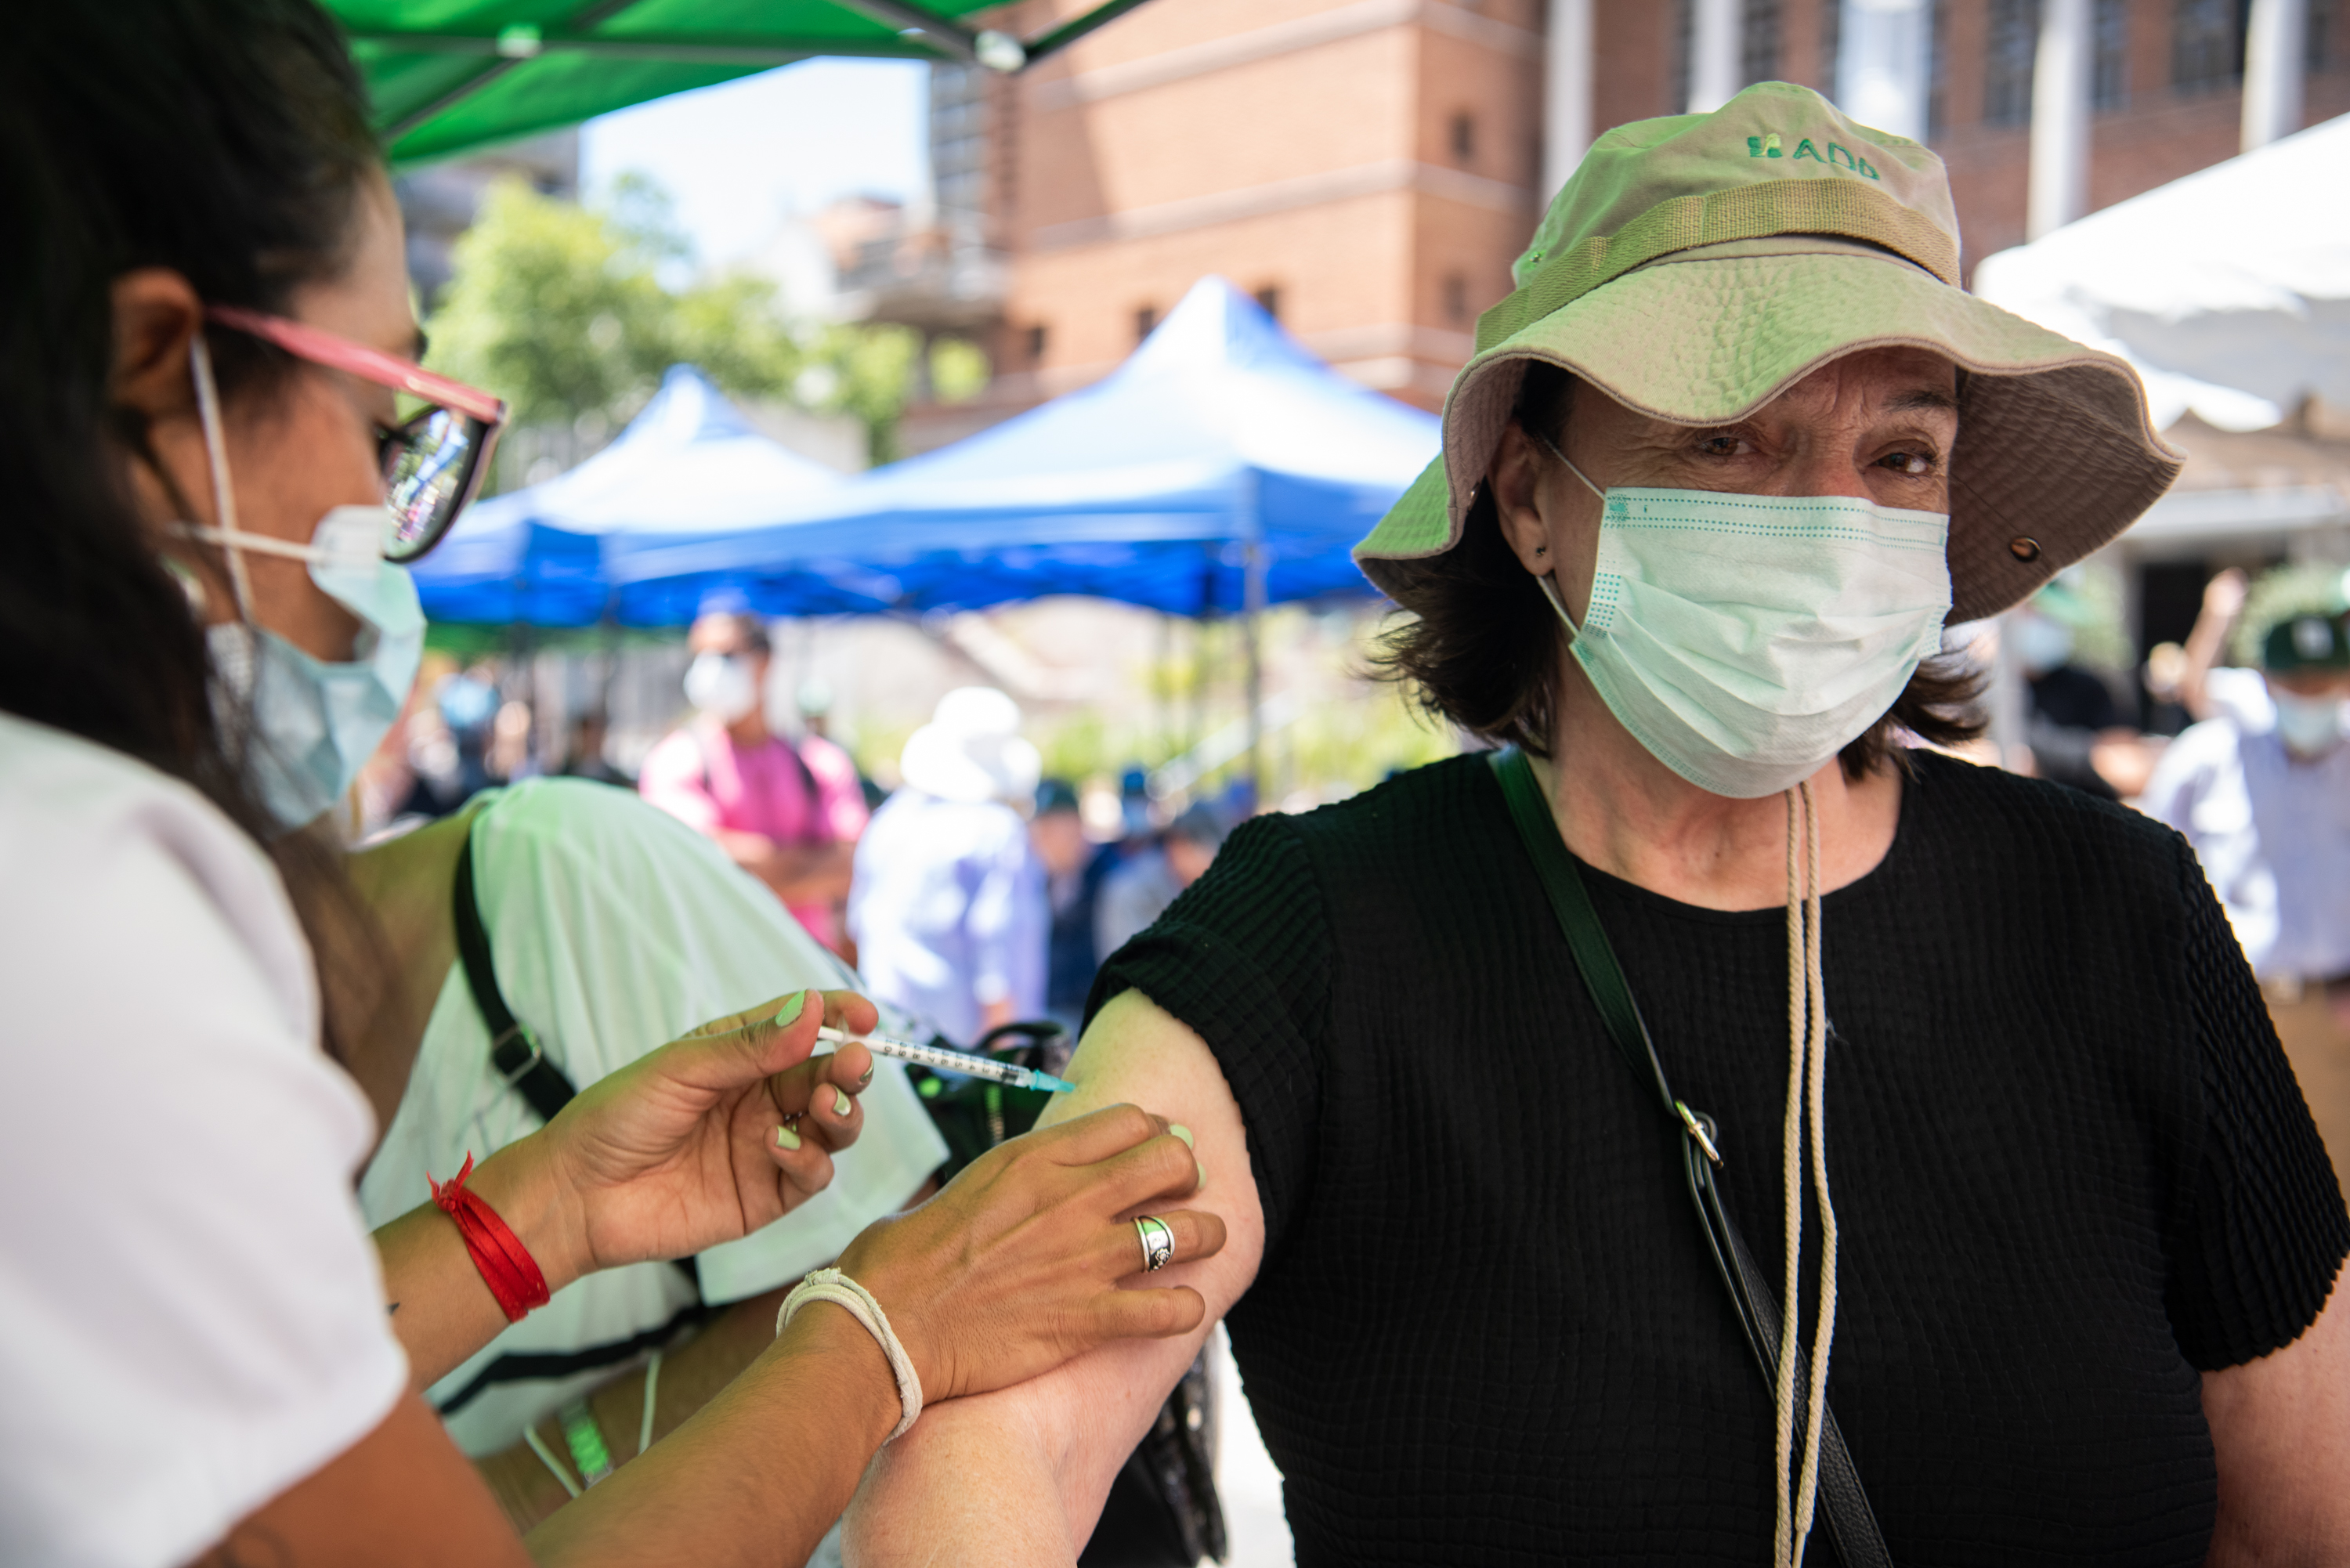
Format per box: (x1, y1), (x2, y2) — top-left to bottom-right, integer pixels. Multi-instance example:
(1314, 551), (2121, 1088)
(208, 304), (508, 564)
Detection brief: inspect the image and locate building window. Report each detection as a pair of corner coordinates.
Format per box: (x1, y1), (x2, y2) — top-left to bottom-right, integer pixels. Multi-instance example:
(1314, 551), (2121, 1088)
(1983, 0), (2039, 126)
(1442, 273), (1472, 326)
(1926, 0), (1952, 134)
(2091, 0), (2130, 107)
(1820, 0), (1842, 93)
(1025, 324), (1047, 363)
(1743, 0), (1784, 84)
(2312, 0), (2338, 67)
(1135, 305), (1158, 342)
(1254, 285), (1282, 320)
(1448, 112), (1477, 164)
(2173, 0), (2251, 92)
(927, 64), (990, 223)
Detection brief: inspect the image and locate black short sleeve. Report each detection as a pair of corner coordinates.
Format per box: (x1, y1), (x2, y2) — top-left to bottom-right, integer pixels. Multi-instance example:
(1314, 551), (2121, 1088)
(1086, 815), (1332, 1259)
(2164, 837), (2350, 1369)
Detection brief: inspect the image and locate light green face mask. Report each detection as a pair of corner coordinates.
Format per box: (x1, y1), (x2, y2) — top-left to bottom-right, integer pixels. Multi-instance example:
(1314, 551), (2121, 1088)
(1536, 440), (1952, 798)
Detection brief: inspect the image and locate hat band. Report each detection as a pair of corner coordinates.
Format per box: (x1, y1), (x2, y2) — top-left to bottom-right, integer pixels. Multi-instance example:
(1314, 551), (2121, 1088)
(1474, 177), (1962, 354)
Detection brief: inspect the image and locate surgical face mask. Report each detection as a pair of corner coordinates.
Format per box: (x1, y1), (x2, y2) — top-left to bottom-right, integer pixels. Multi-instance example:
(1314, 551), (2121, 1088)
(684, 651), (761, 724)
(183, 337), (424, 831)
(1535, 440), (1953, 798)
(2272, 688), (2348, 757)
(2011, 610), (2075, 675)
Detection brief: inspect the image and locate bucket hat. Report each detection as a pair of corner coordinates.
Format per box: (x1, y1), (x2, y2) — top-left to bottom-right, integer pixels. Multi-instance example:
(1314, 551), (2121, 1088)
(1354, 81), (2183, 624)
(899, 686), (1043, 804)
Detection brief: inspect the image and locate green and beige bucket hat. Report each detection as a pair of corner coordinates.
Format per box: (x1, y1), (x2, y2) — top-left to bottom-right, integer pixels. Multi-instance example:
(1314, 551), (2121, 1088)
(1354, 81), (2183, 624)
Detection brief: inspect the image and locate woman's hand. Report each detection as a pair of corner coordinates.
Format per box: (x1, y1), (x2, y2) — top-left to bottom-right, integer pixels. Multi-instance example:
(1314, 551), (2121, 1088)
(526, 988), (879, 1282)
(837, 1104), (1226, 1406)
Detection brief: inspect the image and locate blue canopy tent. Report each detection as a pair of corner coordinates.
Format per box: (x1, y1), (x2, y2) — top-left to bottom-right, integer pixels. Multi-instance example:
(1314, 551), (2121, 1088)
(603, 276), (1441, 624)
(411, 364), (844, 626)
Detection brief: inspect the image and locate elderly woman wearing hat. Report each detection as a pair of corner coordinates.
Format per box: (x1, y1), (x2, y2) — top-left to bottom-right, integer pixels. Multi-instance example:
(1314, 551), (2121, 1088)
(849, 85), (2350, 1566)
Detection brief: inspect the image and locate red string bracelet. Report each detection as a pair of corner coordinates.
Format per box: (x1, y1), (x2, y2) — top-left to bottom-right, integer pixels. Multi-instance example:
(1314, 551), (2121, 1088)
(428, 1154), (551, 1323)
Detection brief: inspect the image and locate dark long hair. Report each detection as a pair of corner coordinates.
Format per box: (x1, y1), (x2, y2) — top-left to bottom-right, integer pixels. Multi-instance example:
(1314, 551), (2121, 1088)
(1, 0), (389, 1063)
(1376, 362), (1983, 773)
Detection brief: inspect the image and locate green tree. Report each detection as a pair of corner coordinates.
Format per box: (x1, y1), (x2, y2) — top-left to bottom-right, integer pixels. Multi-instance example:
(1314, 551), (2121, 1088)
(425, 176), (990, 471)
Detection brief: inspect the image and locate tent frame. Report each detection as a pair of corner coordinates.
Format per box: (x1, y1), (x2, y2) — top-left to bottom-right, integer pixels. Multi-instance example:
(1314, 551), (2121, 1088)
(353, 0), (1155, 140)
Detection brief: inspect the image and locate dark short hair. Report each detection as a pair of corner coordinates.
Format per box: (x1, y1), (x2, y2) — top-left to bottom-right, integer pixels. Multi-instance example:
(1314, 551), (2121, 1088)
(2, 0), (389, 1068)
(1374, 362), (1983, 775)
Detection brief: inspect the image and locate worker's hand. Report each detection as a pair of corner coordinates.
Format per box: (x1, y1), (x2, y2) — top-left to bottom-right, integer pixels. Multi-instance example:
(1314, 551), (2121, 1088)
(837, 1104), (1224, 1407)
(530, 988), (880, 1281)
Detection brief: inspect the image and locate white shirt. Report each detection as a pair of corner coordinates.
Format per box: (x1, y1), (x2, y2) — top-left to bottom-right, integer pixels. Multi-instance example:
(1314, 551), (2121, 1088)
(0, 714), (407, 1568)
(2203, 665), (2278, 732)
(357, 779), (946, 1454)
(2141, 714), (2350, 981)
(846, 789), (1046, 1046)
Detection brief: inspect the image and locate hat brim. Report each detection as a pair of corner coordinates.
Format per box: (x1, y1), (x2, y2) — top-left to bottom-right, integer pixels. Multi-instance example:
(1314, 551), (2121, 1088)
(1355, 244), (2183, 623)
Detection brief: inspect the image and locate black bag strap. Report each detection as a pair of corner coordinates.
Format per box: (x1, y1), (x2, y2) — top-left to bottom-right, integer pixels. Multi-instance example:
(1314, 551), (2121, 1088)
(453, 826), (577, 1127)
(454, 820), (703, 1297)
(1487, 749), (1892, 1568)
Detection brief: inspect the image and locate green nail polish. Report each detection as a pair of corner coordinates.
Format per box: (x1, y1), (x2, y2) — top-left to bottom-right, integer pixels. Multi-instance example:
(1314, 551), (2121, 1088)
(832, 1086), (852, 1118)
(773, 992), (806, 1028)
(1169, 1124), (1195, 1150)
(776, 1122), (801, 1151)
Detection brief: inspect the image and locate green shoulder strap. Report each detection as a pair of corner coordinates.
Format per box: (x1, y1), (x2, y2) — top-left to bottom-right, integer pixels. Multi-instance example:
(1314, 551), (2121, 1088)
(1484, 746), (1893, 1568)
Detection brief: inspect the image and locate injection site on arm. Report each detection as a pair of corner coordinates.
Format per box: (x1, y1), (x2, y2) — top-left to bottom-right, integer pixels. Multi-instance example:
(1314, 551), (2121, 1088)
(844, 989), (1265, 1566)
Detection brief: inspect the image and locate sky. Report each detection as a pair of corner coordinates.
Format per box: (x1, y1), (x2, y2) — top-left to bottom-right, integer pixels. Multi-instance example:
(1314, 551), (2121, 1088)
(580, 59), (930, 269)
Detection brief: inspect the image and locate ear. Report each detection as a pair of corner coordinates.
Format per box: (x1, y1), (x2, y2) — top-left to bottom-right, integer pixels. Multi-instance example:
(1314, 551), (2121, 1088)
(1487, 423), (1556, 576)
(110, 269), (205, 421)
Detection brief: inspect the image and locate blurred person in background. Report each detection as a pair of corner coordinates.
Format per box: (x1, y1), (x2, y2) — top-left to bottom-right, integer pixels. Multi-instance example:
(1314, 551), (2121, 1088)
(849, 688), (1046, 1046)
(0, 5), (1223, 1563)
(1032, 778), (1116, 1034)
(1094, 803), (1229, 961)
(2012, 580), (2145, 799)
(556, 705), (632, 787)
(399, 663), (498, 818)
(2143, 573), (2350, 1197)
(640, 609), (867, 956)
(347, 777), (947, 1530)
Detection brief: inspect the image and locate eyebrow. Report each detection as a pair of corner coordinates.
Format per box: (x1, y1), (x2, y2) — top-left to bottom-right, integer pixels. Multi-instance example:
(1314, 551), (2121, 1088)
(1886, 387), (1959, 414)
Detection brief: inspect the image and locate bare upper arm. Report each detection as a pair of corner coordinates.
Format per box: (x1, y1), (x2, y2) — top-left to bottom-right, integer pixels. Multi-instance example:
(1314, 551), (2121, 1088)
(844, 989), (1266, 1566)
(2202, 1274), (2350, 1566)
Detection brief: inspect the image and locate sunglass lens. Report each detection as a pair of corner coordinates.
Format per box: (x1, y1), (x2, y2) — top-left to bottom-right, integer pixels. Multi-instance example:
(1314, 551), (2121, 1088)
(381, 407), (487, 562)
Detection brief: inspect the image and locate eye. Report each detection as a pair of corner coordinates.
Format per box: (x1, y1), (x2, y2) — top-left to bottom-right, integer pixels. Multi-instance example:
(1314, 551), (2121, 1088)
(1694, 433), (1754, 459)
(1877, 448), (1937, 477)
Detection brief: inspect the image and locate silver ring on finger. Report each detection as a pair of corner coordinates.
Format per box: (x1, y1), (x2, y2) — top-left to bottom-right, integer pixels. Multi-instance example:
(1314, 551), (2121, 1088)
(1134, 1215), (1174, 1273)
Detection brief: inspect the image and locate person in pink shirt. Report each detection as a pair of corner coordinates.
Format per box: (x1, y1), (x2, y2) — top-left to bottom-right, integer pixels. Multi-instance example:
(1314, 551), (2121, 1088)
(639, 612), (869, 954)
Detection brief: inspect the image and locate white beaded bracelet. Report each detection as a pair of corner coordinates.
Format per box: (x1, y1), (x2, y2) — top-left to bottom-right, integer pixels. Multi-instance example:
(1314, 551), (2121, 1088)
(776, 1267), (924, 1441)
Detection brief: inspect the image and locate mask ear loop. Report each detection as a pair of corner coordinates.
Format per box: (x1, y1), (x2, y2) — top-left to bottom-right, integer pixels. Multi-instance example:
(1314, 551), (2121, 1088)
(187, 333), (258, 623)
(1521, 427), (1609, 645)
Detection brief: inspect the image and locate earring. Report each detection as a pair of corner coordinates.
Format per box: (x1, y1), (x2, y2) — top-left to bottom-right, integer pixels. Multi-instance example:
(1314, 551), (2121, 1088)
(1533, 544), (1549, 558)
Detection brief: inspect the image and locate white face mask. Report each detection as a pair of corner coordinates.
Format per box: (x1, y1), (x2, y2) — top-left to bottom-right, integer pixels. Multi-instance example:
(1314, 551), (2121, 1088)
(684, 651), (762, 724)
(183, 338), (424, 831)
(2272, 688), (2348, 757)
(1535, 440), (1953, 798)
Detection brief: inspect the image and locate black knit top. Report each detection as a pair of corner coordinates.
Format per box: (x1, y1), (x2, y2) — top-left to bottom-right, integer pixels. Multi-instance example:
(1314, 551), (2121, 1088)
(1090, 752), (2348, 1566)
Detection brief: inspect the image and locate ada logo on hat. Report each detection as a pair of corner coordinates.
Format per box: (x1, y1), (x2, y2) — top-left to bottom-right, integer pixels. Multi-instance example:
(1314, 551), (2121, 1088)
(1747, 131), (1880, 179)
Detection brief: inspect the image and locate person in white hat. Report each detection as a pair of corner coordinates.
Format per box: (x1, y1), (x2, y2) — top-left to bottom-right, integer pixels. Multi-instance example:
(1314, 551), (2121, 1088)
(848, 688), (1049, 1047)
(851, 83), (2349, 1566)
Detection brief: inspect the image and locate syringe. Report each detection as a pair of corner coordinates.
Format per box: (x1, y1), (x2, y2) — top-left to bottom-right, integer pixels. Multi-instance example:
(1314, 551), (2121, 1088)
(813, 1025), (1077, 1094)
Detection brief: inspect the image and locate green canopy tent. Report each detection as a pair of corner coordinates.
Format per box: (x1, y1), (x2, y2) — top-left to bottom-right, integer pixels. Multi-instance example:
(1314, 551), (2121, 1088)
(328, 0), (1149, 164)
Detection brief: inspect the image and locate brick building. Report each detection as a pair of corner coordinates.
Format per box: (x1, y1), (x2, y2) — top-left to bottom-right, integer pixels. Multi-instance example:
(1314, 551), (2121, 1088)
(895, 0), (2345, 443)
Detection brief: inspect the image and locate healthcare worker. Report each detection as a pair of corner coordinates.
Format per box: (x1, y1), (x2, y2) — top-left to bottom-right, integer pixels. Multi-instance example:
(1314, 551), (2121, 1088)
(0, 6), (1220, 1564)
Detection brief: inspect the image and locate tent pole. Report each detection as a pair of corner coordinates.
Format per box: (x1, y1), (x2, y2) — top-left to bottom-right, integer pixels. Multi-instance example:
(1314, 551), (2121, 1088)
(1242, 540), (1265, 812)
